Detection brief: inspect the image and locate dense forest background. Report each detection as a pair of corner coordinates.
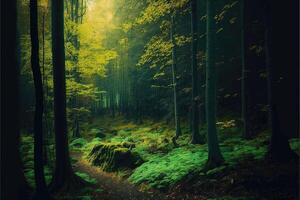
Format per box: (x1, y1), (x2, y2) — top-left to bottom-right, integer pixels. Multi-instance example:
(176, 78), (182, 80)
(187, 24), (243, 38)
(1, 0), (299, 199)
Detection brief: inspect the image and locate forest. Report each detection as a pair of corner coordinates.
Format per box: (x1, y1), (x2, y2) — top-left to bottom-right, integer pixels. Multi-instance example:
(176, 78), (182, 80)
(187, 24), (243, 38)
(1, 0), (299, 199)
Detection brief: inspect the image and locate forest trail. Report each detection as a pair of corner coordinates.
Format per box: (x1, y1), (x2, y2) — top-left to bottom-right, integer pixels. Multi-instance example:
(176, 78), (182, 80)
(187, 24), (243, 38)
(72, 152), (165, 200)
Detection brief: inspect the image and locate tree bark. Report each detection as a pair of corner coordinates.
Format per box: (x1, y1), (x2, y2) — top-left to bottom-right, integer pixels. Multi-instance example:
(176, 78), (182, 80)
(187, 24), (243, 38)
(170, 14), (181, 144)
(1, 0), (31, 198)
(205, 0), (224, 169)
(29, 0), (50, 198)
(51, 0), (84, 192)
(263, 0), (298, 162)
(191, 0), (204, 144)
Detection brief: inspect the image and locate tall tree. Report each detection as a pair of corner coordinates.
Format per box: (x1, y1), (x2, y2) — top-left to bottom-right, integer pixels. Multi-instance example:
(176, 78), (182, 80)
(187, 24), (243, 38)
(205, 0), (224, 168)
(263, 0), (298, 162)
(191, 0), (203, 144)
(29, 0), (50, 197)
(51, 0), (83, 192)
(1, 0), (30, 198)
(240, 0), (249, 139)
(170, 13), (182, 144)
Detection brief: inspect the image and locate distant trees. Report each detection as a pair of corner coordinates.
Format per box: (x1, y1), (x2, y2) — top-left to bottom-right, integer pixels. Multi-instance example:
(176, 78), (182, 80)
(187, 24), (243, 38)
(29, 0), (49, 197)
(205, 0), (224, 168)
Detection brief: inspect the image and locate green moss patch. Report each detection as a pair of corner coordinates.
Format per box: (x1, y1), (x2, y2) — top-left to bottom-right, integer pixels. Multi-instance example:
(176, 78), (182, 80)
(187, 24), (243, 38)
(129, 145), (207, 189)
(87, 142), (143, 172)
(129, 135), (271, 190)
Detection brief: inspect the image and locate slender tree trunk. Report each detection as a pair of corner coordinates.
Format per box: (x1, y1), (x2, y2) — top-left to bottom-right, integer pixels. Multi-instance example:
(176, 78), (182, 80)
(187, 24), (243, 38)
(29, 0), (50, 197)
(205, 0), (224, 169)
(191, 0), (204, 144)
(1, 0), (31, 198)
(240, 0), (253, 139)
(263, 0), (298, 162)
(170, 14), (181, 144)
(41, 12), (50, 166)
(51, 0), (83, 192)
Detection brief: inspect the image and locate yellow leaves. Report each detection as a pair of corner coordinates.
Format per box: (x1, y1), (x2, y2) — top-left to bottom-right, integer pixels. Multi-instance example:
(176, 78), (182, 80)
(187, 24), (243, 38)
(136, 0), (189, 25)
(138, 36), (172, 68)
(215, 1), (238, 23)
(216, 28), (224, 34)
(175, 35), (191, 47)
(216, 120), (236, 130)
(153, 72), (165, 80)
(229, 17), (237, 24)
(249, 44), (263, 55)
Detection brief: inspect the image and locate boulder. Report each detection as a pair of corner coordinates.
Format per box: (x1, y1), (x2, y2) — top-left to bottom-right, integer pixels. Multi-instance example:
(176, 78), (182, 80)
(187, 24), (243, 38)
(88, 142), (142, 172)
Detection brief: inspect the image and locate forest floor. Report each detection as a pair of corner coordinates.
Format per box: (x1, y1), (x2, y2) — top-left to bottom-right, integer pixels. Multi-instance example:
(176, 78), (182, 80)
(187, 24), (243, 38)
(72, 151), (165, 200)
(21, 116), (299, 200)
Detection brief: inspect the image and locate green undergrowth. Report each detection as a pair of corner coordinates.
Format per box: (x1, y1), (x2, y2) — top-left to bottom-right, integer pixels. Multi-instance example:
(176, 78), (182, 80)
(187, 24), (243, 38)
(20, 135), (53, 188)
(72, 116), (300, 190)
(128, 135), (269, 189)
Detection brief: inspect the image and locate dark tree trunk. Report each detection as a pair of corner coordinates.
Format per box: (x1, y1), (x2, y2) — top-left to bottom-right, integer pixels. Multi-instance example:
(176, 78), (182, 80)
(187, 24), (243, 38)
(263, 0), (298, 162)
(1, 0), (31, 198)
(51, 0), (84, 192)
(170, 14), (182, 144)
(191, 0), (204, 144)
(205, 0), (224, 169)
(240, 0), (250, 139)
(29, 0), (50, 198)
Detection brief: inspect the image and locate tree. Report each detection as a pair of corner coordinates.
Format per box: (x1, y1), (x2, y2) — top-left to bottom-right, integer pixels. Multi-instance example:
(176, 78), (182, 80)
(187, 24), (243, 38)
(50, 0), (83, 192)
(191, 0), (204, 144)
(29, 0), (50, 197)
(240, 0), (249, 139)
(1, 0), (30, 198)
(170, 13), (182, 144)
(205, 0), (224, 168)
(263, 0), (298, 162)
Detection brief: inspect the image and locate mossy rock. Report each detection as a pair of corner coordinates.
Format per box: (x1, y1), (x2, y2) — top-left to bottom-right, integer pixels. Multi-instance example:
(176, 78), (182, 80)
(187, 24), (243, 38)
(90, 128), (106, 138)
(88, 142), (142, 172)
(70, 138), (88, 148)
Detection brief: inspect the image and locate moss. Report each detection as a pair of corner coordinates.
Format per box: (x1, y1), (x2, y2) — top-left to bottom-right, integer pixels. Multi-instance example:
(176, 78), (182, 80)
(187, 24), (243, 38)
(129, 146), (208, 189)
(88, 142), (143, 172)
(129, 135), (269, 190)
(289, 138), (300, 154)
(70, 138), (88, 150)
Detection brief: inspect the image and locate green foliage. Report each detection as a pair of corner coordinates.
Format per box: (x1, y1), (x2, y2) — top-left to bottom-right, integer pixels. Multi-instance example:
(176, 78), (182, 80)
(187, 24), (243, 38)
(129, 146), (207, 189)
(70, 138), (88, 150)
(75, 172), (97, 184)
(128, 130), (270, 190)
(289, 138), (300, 154)
(20, 135), (53, 188)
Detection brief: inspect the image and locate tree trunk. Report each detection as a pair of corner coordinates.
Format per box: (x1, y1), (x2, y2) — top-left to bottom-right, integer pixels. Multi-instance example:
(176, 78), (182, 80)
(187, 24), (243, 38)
(170, 14), (181, 144)
(240, 0), (248, 139)
(29, 0), (50, 198)
(51, 0), (84, 192)
(205, 0), (224, 169)
(1, 0), (31, 198)
(263, 0), (298, 162)
(191, 0), (204, 144)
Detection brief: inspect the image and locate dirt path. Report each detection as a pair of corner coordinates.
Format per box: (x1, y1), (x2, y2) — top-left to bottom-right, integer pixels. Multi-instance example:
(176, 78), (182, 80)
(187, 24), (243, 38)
(72, 152), (165, 200)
